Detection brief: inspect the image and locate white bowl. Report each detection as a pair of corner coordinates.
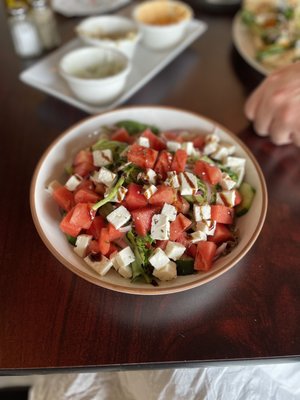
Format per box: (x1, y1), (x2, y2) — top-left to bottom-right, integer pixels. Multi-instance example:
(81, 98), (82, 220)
(59, 46), (130, 105)
(30, 106), (267, 296)
(133, 0), (193, 50)
(76, 15), (141, 59)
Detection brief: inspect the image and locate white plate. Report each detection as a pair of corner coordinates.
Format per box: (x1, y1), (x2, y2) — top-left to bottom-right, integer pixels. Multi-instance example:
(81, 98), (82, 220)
(232, 12), (270, 76)
(30, 106), (268, 296)
(20, 20), (207, 114)
(51, 0), (131, 17)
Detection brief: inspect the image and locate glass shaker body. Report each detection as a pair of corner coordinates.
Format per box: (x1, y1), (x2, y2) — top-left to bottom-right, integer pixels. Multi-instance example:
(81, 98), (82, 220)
(8, 5), (42, 58)
(30, 0), (61, 50)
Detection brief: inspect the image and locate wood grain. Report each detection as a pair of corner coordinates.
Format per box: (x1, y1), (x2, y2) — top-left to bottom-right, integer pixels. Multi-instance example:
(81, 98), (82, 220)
(0, 3), (300, 372)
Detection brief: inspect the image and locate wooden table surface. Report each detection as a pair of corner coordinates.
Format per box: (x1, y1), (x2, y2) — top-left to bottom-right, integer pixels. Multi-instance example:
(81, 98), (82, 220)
(0, 2), (300, 374)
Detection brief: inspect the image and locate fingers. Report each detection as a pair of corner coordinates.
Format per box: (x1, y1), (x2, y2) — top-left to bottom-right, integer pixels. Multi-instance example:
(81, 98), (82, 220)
(291, 132), (300, 147)
(244, 63), (300, 147)
(244, 75), (282, 136)
(245, 87), (275, 137)
(244, 72), (297, 143)
(244, 84), (264, 121)
(268, 119), (292, 145)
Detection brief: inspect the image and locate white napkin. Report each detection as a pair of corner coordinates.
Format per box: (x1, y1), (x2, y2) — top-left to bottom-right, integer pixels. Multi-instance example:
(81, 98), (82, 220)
(29, 363), (300, 400)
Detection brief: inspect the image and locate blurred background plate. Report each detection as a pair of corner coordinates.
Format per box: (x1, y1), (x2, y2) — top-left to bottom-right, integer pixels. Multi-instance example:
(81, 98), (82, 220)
(20, 20), (207, 114)
(51, 0), (131, 17)
(232, 11), (270, 76)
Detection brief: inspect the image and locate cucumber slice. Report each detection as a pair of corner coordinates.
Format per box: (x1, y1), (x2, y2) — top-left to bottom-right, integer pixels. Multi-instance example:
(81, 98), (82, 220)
(66, 234), (76, 246)
(183, 194), (204, 204)
(97, 202), (115, 217)
(236, 182), (256, 217)
(176, 258), (195, 276)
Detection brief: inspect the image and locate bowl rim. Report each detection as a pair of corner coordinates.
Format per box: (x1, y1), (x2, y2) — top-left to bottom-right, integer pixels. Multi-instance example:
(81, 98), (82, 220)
(133, 0), (194, 28)
(76, 15), (141, 43)
(59, 46), (131, 85)
(30, 105), (268, 296)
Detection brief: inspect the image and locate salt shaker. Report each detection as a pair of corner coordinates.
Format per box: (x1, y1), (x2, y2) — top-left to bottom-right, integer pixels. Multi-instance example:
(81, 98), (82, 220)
(30, 0), (61, 51)
(7, 3), (43, 58)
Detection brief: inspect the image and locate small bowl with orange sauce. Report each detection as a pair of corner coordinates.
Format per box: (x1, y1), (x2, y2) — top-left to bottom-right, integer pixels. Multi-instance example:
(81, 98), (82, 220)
(133, 0), (193, 50)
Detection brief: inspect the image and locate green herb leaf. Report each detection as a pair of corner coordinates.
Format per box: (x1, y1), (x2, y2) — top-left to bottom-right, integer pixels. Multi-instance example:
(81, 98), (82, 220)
(122, 163), (143, 184)
(92, 175), (125, 211)
(126, 231), (152, 283)
(116, 120), (160, 135)
(64, 164), (73, 176)
(256, 44), (287, 61)
(241, 9), (255, 26)
(92, 139), (127, 156)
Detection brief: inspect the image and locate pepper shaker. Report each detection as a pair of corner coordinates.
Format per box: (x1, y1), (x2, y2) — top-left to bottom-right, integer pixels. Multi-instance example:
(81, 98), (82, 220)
(29, 0), (61, 51)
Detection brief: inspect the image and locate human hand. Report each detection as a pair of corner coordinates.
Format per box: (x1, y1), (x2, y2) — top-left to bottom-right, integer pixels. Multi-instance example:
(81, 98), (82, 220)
(244, 62), (300, 146)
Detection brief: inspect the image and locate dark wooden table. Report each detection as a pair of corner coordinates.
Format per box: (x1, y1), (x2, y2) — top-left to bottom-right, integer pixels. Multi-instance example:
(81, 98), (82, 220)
(1, 2), (300, 374)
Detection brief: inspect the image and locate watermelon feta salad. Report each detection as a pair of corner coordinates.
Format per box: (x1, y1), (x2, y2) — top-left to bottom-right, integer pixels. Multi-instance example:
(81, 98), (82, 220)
(48, 120), (255, 285)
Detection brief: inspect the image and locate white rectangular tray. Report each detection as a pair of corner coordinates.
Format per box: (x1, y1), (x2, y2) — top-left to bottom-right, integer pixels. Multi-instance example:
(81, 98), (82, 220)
(20, 20), (207, 114)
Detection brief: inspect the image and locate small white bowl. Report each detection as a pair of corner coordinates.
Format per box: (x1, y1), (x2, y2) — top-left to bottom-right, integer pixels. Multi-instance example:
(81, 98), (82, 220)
(76, 15), (141, 59)
(59, 46), (131, 105)
(133, 0), (193, 50)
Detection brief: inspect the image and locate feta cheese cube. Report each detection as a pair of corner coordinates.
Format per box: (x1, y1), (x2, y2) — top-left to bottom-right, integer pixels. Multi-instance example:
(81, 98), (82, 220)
(161, 203), (177, 221)
(115, 246), (135, 268)
(137, 169), (157, 185)
(165, 241), (185, 261)
(109, 251), (121, 271)
(84, 255), (113, 276)
(203, 132), (220, 155)
(46, 180), (61, 195)
(146, 169), (157, 184)
(118, 265), (133, 279)
(196, 220), (216, 236)
(224, 156), (246, 169)
(182, 141), (195, 155)
(234, 167), (245, 187)
(179, 172), (198, 195)
(106, 205), (131, 229)
(165, 171), (180, 189)
(106, 186), (128, 203)
(208, 130), (221, 142)
(167, 140), (182, 152)
(143, 184), (158, 199)
(137, 137), (150, 148)
(74, 234), (92, 258)
(190, 230), (207, 243)
(118, 224), (132, 233)
(223, 156), (246, 187)
(153, 260), (177, 281)
(194, 204), (211, 222)
(93, 167), (117, 187)
(92, 149), (113, 167)
(65, 174), (82, 191)
(216, 190), (236, 208)
(149, 247), (170, 270)
(150, 214), (170, 241)
(210, 145), (229, 161)
(221, 142), (236, 155)
(220, 172), (236, 190)
(203, 141), (218, 155)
